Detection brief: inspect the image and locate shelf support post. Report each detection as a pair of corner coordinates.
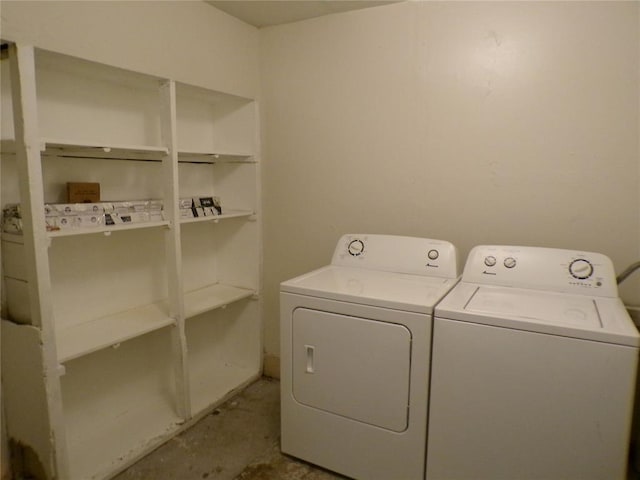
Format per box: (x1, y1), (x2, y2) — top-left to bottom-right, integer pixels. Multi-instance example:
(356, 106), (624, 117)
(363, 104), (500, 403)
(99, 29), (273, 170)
(159, 79), (191, 420)
(7, 42), (70, 479)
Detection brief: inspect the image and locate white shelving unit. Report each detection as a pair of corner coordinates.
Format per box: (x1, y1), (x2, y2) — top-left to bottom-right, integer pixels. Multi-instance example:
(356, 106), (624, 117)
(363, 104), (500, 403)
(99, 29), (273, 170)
(0, 43), (261, 480)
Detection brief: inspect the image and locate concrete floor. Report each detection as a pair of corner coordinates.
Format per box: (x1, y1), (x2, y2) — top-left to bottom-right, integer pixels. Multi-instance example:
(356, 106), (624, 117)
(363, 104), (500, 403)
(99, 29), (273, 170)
(113, 376), (640, 480)
(113, 377), (346, 480)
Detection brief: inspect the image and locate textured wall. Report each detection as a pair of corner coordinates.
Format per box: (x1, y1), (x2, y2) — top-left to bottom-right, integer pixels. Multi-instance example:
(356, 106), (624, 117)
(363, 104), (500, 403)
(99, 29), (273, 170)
(260, 1), (640, 361)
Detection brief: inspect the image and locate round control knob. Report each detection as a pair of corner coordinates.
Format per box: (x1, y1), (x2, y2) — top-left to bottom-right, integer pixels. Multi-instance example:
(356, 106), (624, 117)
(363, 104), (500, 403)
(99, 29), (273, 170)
(428, 249), (439, 260)
(569, 258), (594, 280)
(484, 256), (497, 267)
(347, 239), (365, 257)
(504, 257), (517, 269)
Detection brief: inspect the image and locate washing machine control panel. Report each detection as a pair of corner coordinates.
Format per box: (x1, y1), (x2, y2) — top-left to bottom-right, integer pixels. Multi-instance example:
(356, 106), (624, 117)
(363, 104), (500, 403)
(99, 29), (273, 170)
(347, 239), (365, 257)
(568, 258), (594, 280)
(332, 234), (460, 279)
(464, 245), (618, 297)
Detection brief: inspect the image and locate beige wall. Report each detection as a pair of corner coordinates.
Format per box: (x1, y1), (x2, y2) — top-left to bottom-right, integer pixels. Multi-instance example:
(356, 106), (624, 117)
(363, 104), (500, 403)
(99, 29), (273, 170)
(260, 1), (640, 361)
(0, 0), (259, 97)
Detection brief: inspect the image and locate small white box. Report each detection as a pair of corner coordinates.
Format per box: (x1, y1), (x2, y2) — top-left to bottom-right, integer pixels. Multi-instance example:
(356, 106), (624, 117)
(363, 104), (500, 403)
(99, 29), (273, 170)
(104, 213), (117, 226)
(118, 212), (150, 223)
(198, 197), (215, 209)
(112, 201), (133, 214)
(54, 204), (77, 215)
(76, 214), (103, 228)
(2, 217), (23, 234)
(57, 216), (76, 229)
(149, 211), (164, 222)
(44, 204), (59, 217)
(212, 196), (222, 215)
(148, 200), (163, 211)
(45, 217), (59, 232)
(74, 203), (104, 214)
(130, 201), (149, 212)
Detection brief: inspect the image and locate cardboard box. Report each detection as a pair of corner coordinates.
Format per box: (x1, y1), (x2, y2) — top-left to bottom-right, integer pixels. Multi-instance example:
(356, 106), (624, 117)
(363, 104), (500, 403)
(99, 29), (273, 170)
(67, 182), (100, 203)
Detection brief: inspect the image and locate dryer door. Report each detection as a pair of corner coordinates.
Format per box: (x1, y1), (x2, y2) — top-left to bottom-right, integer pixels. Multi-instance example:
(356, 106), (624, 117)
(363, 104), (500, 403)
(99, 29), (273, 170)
(292, 307), (411, 432)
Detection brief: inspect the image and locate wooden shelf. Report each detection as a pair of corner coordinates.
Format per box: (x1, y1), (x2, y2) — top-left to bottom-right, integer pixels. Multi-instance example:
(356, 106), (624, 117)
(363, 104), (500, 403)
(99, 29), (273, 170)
(2, 138), (254, 163)
(47, 220), (170, 239)
(56, 302), (175, 363)
(178, 150), (254, 164)
(179, 209), (254, 225)
(40, 139), (169, 161)
(184, 283), (255, 319)
(7, 213), (254, 238)
(1, 138), (168, 161)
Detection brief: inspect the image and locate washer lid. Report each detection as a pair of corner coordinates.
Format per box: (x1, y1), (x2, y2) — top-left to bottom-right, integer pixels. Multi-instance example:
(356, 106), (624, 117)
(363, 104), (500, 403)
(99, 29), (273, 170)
(436, 283), (639, 346)
(467, 287), (602, 329)
(281, 265), (459, 314)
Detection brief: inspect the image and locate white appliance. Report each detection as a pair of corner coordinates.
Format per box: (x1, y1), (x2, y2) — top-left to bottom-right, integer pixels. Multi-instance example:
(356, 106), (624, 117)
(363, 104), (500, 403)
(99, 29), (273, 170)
(427, 245), (639, 480)
(280, 234), (460, 479)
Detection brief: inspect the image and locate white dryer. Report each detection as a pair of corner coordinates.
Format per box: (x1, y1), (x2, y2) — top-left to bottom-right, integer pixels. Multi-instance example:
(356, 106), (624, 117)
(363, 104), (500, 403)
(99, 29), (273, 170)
(280, 234), (460, 480)
(427, 245), (639, 480)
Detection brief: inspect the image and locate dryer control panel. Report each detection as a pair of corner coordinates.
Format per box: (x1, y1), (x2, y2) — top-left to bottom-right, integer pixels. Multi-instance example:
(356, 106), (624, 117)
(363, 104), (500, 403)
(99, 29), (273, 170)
(462, 245), (618, 297)
(331, 234), (460, 279)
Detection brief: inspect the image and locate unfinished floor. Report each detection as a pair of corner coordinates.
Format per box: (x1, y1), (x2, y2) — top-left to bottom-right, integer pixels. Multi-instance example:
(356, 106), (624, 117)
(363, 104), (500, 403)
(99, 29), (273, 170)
(112, 377), (345, 480)
(113, 376), (640, 480)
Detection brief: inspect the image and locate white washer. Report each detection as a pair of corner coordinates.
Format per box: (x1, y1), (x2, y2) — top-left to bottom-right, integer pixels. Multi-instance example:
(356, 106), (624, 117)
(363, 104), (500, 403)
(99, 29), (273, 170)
(427, 245), (640, 480)
(280, 234), (460, 479)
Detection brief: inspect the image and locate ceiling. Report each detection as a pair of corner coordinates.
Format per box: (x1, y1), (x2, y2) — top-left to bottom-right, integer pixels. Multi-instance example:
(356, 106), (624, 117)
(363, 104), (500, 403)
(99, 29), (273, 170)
(206, 1), (402, 28)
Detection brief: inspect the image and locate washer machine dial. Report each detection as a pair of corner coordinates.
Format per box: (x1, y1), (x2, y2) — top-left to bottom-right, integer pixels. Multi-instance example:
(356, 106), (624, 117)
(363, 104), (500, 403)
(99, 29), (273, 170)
(347, 239), (365, 257)
(504, 257), (517, 269)
(569, 258), (594, 280)
(484, 256), (497, 267)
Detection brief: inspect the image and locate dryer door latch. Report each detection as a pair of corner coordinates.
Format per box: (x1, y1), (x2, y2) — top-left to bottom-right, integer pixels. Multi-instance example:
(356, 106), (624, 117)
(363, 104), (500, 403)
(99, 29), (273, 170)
(305, 345), (315, 373)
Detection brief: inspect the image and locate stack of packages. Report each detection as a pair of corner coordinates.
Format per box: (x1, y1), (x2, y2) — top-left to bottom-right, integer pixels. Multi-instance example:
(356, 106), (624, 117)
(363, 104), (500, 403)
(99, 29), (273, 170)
(1, 201), (165, 234)
(45, 200), (165, 231)
(1, 204), (22, 234)
(1, 196), (223, 234)
(179, 196), (222, 220)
